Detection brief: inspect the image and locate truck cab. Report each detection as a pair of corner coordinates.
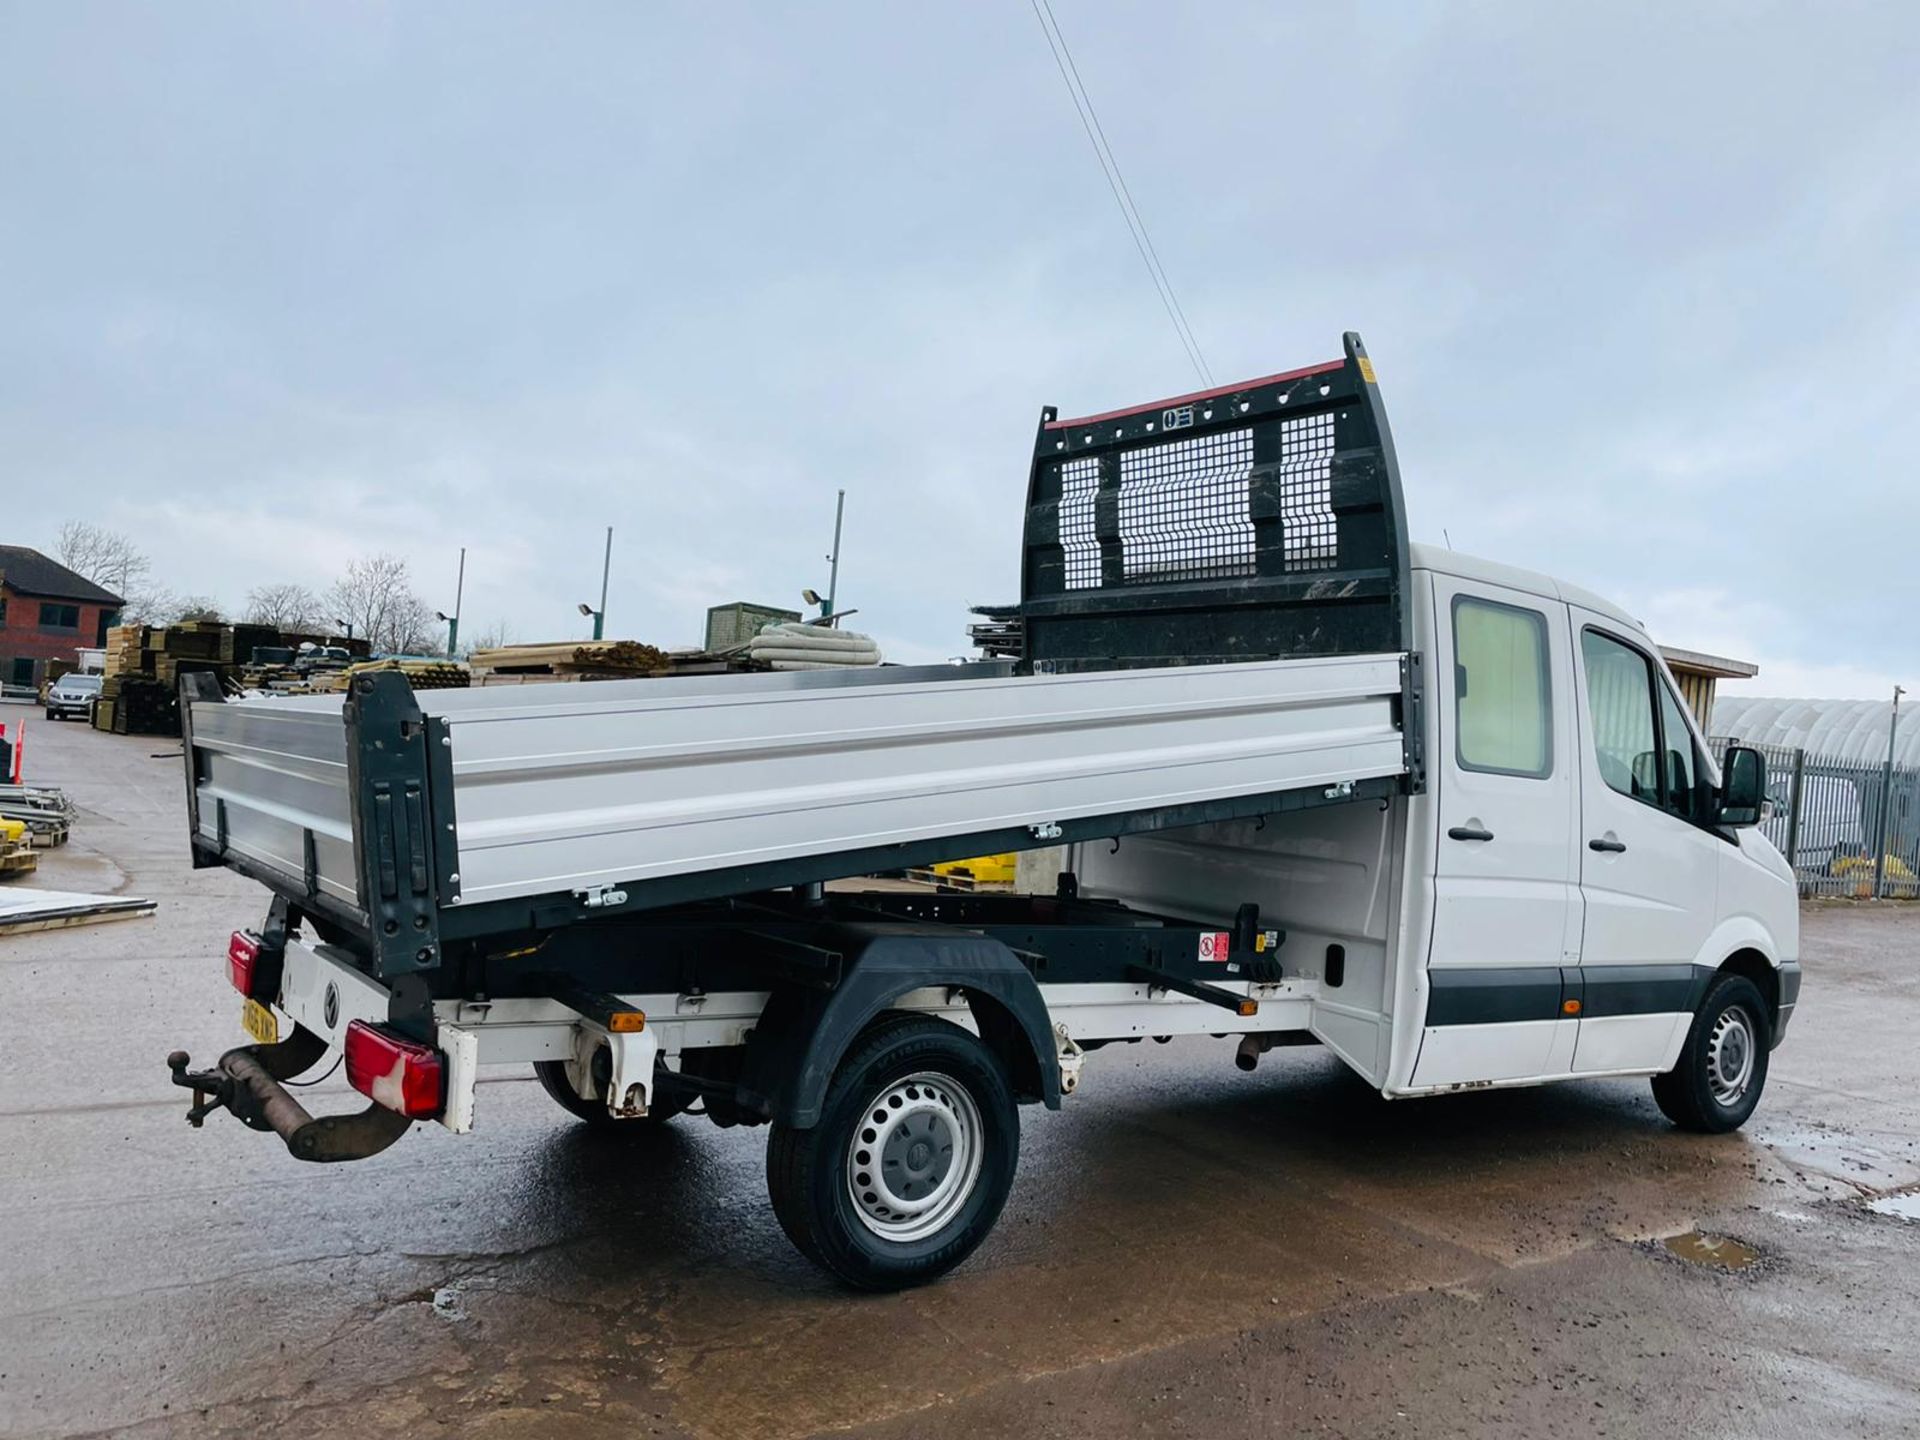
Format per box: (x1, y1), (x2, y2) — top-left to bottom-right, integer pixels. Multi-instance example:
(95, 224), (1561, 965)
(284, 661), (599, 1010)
(1401, 545), (1797, 1102)
(1071, 543), (1798, 1130)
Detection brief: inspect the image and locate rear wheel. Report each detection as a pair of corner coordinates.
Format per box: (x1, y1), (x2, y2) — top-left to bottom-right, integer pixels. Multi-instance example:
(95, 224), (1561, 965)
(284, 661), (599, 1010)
(533, 1058), (695, 1127)
(767, 1015), (1019, 1291)
(1651, 973), (1771, 1132)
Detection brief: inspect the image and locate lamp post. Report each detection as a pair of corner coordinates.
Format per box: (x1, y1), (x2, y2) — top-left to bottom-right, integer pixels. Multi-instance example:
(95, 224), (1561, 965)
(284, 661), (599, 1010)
(1872, 684), (1906, 898)
(804, 490), (847, 622)
(578, 527), (612, 641)
(435, 546), (466, 657)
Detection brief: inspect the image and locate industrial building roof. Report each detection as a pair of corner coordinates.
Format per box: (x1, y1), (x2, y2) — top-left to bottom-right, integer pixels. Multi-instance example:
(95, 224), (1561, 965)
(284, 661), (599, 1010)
(1711, 696), (1918, 769)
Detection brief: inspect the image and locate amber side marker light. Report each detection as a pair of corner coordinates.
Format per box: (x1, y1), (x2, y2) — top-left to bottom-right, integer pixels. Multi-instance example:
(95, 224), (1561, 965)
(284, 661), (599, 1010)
(608, 1011), (647, 1033)
(1562, 999), (1583, 1016)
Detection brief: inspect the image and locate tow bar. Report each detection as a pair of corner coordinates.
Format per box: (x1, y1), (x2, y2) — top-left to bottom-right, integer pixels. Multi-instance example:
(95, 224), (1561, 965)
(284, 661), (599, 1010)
(167, 1027), (412, 1164)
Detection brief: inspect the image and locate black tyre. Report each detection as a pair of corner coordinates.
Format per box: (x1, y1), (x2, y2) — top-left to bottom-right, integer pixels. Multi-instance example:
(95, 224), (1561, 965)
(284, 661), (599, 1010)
(766, 1014), (1019, 1291)
(1651, 973), (1771, 1133)
(45, 708), (57, 721)
(533, 1058), (695, 1127)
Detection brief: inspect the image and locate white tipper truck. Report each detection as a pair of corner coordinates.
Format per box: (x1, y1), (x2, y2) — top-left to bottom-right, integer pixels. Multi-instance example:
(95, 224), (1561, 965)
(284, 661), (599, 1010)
(167, 334), (1798, 1289)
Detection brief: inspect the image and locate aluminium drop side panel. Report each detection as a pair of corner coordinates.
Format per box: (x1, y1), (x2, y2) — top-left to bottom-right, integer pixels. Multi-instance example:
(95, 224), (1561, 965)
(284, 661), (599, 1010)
(185, 674), (450, 979)
(186, 690), (358, 907)
(436, 653), (1410, 907)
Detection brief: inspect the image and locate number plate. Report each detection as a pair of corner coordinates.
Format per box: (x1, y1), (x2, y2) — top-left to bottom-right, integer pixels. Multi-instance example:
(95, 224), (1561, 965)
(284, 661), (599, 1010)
(241, 997), (280, 1046)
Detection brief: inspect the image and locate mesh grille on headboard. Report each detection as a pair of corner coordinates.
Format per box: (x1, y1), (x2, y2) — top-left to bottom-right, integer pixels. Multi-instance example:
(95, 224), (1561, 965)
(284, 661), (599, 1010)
(1019, 333), (1411, 673)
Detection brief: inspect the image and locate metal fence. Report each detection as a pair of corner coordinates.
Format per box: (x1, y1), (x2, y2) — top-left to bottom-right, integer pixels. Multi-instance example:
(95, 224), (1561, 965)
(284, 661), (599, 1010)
(1711, 737), (1920, 899)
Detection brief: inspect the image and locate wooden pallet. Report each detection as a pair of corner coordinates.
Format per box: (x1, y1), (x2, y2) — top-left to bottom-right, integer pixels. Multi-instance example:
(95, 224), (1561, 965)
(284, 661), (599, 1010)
(0, 817), (39, 873)
(904, 867), (1014, 893)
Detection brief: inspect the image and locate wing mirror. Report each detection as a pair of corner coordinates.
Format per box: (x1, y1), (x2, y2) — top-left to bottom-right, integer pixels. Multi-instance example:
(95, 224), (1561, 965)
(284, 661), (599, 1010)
(1717, 745), (1766, 827)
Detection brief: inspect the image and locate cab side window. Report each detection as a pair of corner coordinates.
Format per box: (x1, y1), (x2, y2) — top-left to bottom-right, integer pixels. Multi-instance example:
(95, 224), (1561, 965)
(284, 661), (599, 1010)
(1579, 630), (1659, 803)
(1452, 596), (1552, 778)
(1657, 680), (1701, 822)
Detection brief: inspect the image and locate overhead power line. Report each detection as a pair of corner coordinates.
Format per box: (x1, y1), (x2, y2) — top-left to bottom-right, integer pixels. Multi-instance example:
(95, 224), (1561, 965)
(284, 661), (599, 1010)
(1028, 0), (1214, 387)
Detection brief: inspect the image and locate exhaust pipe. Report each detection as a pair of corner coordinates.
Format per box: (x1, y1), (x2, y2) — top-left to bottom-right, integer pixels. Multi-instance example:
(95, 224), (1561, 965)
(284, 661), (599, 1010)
(1236, 1035), (1269, 1072)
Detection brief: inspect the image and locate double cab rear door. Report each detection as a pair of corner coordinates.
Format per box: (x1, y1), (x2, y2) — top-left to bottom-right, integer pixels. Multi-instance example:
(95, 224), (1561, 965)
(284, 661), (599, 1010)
(1413, 569), (1722, 1088)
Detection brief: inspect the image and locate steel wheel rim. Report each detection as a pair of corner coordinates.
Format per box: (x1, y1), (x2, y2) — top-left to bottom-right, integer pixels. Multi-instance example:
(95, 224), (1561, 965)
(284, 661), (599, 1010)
(1706, 1005), (1756, 1106)
(845, 1071), (983, 1242)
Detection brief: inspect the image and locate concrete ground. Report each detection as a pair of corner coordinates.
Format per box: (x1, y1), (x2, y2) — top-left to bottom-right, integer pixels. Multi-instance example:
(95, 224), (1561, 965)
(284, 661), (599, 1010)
(3, 709), (1917, 1439)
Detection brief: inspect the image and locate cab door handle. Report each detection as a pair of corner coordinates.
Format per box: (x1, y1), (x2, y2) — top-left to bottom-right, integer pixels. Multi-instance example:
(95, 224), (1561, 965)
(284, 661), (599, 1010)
(1588, 836), (1627, 853)
(1447, 825), (1494, 842)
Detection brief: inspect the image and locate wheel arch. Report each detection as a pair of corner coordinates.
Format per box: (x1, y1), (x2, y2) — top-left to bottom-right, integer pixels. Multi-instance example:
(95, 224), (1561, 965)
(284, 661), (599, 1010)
(737, 929), (1060, 1129)
(1714, 947), (1780, 1032)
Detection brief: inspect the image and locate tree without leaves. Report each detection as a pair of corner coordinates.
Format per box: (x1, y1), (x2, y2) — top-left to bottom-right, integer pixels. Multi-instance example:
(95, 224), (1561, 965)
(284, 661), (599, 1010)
(459, 620), (515, 657)
(244, 582), (324, 632)
(56, 521), (150, 600)
(117, 588), (176, 624)
(169, 595), (225, 623)
(325, 554), (435, 654)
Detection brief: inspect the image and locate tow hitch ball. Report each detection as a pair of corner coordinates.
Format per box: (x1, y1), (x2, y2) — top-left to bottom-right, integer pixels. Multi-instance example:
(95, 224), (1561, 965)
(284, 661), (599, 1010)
(168, 1050), (234, 1128)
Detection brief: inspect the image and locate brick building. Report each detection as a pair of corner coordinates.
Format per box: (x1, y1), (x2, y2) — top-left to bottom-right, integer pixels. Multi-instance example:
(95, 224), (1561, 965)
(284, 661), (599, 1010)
(0, 546), (124, 689)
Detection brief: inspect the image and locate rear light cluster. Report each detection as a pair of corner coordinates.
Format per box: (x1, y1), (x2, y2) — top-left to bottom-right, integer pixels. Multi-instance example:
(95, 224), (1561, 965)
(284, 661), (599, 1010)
(227, 931), (261, 997)
(226, 930), (444, 1119)
(344, 1021), (445, 1118)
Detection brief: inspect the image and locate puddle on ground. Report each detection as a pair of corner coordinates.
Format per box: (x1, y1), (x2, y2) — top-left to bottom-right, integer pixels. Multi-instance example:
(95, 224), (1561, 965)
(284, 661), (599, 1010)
(1867, 1190), (1920, 1222)
(1757, 1127), (1920, 1193)
(1661, 1230), (1760, 1270)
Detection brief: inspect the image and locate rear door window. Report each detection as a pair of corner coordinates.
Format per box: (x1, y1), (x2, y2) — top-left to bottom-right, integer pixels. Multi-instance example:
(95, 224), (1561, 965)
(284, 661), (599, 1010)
(1452, 596), (1552, 778)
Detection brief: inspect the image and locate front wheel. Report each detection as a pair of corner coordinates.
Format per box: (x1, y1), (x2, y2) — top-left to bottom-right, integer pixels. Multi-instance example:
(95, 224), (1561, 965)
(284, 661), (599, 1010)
(767, 1015), (1019, 1291)
(1651, 973), (1771, 1133)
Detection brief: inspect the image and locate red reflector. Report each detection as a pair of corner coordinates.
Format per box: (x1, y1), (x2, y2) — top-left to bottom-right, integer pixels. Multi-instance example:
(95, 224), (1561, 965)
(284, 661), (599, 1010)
(227, 931), (260, 997)
(343, 1020), (444, 1118)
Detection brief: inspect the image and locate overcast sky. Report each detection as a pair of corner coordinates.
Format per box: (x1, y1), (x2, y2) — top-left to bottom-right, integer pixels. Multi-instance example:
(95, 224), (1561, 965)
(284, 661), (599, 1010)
(3, 2), (1914, 697)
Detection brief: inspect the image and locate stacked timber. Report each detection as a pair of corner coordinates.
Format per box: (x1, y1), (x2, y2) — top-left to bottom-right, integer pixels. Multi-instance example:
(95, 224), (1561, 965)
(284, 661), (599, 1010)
(316, 658), (471, 692)
(97, 676), (179, 736)
(235, 660), (309, 693)
(95, 622), (321, 734)
(467, 640), (745, 686)
(145, 623), (222, 664)
(219, 624), (280, 664)
(103, 625), (148, 678)
(469, 640), (665, 675)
